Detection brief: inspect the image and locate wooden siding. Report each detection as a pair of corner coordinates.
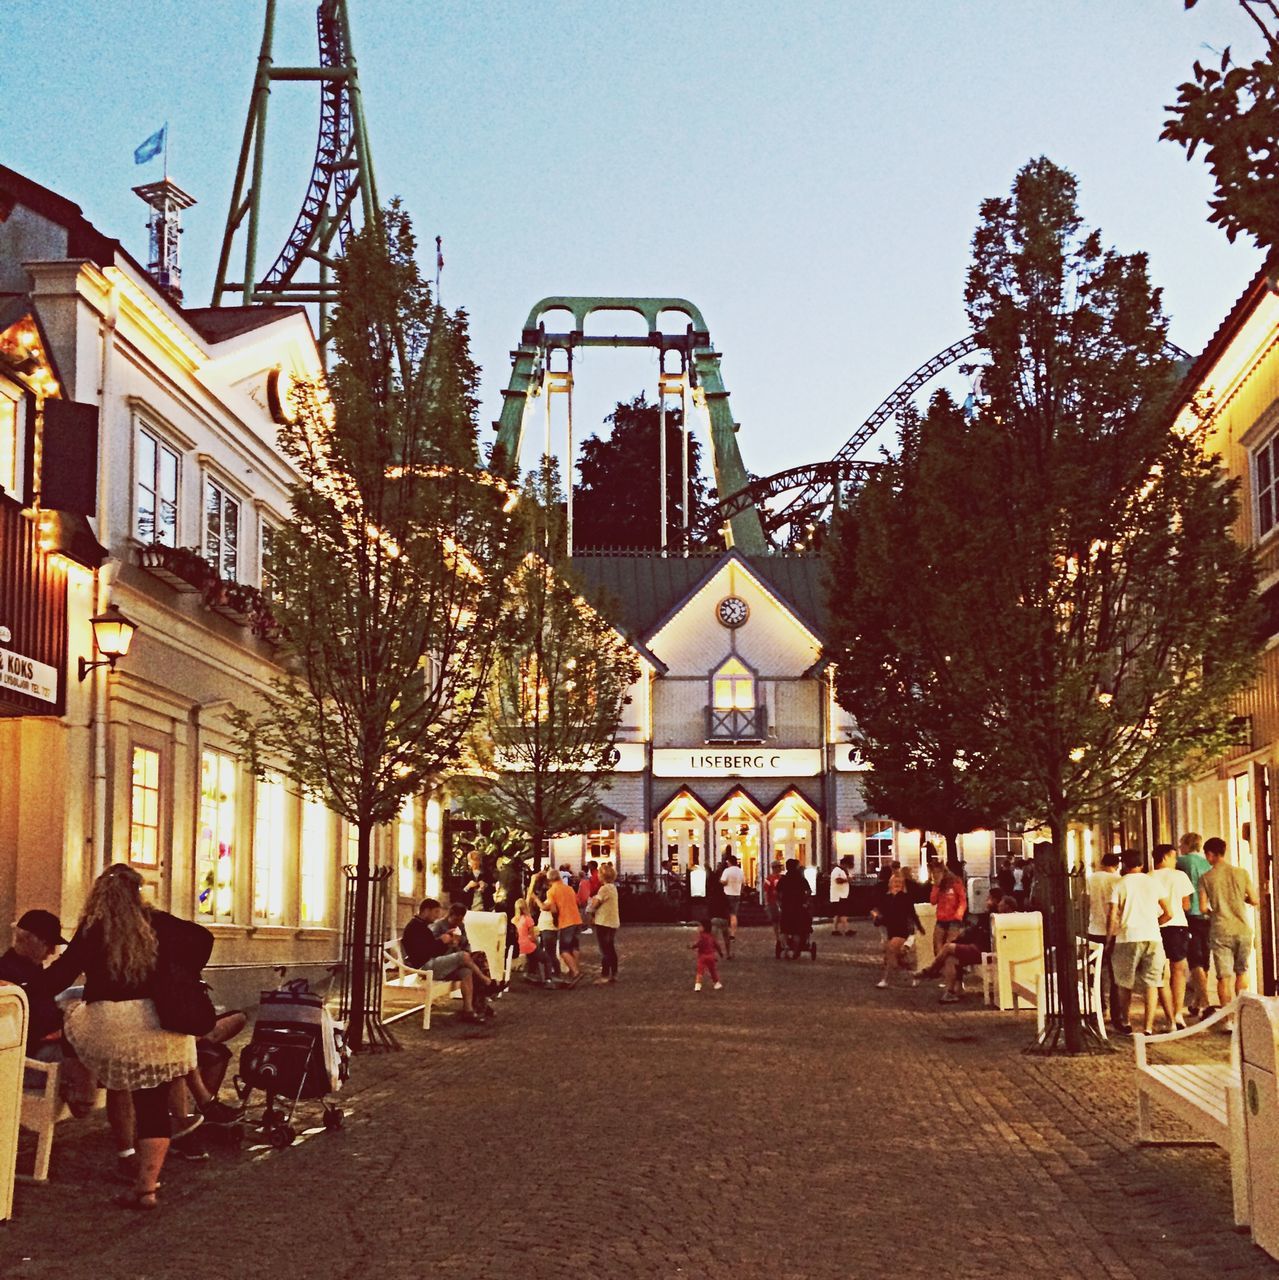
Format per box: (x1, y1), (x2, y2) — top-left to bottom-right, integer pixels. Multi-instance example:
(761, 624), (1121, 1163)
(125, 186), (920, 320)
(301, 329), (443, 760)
(0, 494), (67, 716)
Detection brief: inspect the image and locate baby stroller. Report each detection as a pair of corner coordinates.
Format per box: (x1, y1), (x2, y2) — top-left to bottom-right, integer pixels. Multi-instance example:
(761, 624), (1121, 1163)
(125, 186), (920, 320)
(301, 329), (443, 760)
(776, 895), (818, 961)
(234, 978), (350, 1148)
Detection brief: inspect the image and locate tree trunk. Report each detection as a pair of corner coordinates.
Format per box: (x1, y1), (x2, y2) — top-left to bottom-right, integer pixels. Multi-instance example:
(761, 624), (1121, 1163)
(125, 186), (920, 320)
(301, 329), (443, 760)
(1046, 814), (1084, 1054)
(944, 831), (963, 874)
(531, 825), (544, 871)
(347, 820), (372, 1051)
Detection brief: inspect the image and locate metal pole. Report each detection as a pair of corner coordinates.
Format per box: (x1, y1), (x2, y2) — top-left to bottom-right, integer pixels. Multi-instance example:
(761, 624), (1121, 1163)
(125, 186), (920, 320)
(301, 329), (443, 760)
(243, 5), (276, 304)
(681, 377), (690, 552)
(566, 360), (574, 557)
(659, 381), (668, 556)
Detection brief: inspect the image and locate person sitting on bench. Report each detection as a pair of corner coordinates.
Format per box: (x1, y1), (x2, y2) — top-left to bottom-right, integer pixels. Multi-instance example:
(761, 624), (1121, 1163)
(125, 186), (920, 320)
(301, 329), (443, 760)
(401, 898), (497, 1023)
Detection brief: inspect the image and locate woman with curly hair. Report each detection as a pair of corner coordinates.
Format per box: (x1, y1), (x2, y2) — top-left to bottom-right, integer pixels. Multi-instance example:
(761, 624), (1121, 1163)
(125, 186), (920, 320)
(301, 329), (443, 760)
(39, 863), (213, 1210)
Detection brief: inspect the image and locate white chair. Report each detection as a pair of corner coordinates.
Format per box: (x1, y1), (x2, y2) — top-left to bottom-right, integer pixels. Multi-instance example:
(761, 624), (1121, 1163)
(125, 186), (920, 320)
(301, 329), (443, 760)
(381, 938), (437, 1030)
(18, 1058), (63, 1183)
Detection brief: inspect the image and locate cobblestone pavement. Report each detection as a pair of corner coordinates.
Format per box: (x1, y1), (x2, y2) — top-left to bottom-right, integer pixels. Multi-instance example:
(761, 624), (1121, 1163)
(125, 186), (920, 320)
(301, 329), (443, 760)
(3, 924), (1276, 1280)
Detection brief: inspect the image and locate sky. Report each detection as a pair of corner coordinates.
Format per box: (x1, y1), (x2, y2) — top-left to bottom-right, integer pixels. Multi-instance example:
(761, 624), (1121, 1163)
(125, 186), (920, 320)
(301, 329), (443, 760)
(4, 0), (1269, 484)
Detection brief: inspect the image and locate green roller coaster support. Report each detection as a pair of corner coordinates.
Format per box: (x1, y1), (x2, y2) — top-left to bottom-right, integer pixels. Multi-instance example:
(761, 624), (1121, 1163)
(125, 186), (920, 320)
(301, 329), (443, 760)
(492, 297), (767, 553)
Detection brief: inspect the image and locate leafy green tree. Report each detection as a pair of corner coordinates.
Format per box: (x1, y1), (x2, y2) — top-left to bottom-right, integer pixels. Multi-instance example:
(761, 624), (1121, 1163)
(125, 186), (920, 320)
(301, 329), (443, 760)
(463, 457), (642, 865)
(827, 399), (1024, 873)
(1163, 1), (1279, 269)
(827, 158), (1261, 1052)
(233, 204), (521, 1049)
(574, 393), (712, 549)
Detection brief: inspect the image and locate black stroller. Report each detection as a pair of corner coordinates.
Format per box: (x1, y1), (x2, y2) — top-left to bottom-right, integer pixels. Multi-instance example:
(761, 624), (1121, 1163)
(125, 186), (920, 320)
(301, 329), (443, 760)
(234, 979), (349, 1148)
(775, 866), (818, 960)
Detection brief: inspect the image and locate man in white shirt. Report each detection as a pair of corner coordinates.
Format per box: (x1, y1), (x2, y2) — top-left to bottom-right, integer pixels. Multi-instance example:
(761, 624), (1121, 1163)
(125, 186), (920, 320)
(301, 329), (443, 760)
(829, 855), (853, 936)
(1107, 849), (1173, 1035)
(1149, 843), (1194, 1029)
(719, 855), (745, 942)
(1082, 851), (1121, 1027)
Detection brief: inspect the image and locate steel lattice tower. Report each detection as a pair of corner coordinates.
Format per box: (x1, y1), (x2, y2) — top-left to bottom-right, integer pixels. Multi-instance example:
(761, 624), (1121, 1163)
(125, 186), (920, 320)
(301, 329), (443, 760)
(212, 0), (379, 343)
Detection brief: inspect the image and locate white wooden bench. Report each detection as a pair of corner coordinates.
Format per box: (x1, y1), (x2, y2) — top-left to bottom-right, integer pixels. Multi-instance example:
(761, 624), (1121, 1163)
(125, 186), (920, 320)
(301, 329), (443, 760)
(1134, 1000), (1247, 1227)
(381, 938), (445, 1030)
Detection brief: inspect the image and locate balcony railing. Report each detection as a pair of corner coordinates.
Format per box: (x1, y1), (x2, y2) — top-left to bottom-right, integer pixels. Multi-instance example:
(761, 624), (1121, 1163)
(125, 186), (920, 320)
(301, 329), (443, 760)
(705, 705), (768, 742)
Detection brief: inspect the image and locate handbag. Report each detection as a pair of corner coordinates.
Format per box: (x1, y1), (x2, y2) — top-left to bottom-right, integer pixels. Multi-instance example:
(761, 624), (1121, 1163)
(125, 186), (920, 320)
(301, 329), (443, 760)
(152, 962), (217, 1037)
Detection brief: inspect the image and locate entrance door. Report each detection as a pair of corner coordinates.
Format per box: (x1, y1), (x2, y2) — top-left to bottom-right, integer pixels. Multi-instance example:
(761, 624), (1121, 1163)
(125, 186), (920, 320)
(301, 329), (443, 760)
(713, 794), (763, 888)
(124, 737), (171, 910)
(659, 794), (707, 877)
(768, 792), (817, 875)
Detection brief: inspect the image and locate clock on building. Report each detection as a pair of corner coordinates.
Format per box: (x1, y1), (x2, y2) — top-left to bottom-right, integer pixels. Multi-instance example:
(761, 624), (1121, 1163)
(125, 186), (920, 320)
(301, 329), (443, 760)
(716, 595), (749, 628)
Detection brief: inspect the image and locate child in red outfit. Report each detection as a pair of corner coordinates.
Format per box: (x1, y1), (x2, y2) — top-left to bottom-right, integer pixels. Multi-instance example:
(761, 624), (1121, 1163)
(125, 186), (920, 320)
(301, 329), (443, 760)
(693, 920), (724, 991)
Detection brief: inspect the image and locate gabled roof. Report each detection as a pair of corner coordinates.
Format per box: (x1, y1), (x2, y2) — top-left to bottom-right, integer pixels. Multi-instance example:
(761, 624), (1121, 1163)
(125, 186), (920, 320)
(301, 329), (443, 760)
(568, 550), (829, 642)
(182, 306), (308, 343)
(0, 165), (120, 267)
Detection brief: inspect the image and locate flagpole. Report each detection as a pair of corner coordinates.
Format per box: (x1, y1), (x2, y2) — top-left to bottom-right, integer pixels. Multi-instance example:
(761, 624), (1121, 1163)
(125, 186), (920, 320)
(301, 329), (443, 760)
(435, 235), (442, 305)
(163, 121), (169, 181)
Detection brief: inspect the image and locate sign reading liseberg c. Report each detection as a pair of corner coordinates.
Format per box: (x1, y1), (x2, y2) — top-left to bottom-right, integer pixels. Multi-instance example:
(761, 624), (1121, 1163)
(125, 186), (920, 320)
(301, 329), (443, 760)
(652, 747), (821, 778)
(0, 645), (58, 704)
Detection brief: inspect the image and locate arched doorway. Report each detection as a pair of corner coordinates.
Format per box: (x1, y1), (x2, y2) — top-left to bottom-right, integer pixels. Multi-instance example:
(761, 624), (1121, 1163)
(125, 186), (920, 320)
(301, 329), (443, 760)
(713, 790), (764, 888)
(657, 790), (708, 877)
(768, 791), (818, 870)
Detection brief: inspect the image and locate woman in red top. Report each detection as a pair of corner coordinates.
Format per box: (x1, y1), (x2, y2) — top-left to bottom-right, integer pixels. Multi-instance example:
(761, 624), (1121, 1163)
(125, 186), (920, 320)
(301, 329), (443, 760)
(762, 861), (784, 946)
(930, 868), (968, 955)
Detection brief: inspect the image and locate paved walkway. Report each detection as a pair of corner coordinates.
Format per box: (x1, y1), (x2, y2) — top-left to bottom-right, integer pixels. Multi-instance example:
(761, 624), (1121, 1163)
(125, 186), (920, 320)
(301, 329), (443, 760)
(3, 925), (1275, 1279)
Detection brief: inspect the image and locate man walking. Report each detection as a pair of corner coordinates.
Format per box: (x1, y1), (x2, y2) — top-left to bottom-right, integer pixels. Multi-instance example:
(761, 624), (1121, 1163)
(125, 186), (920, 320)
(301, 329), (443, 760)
(1150, 843), (1195, 1029)
(719, 854), (745, 943)
(1107, 849), (1173, 1035)
(829, 855), (854, 935)
(546, 867), (584, 984)
(1083, 851), (1121, 1029)
(1199, 836), (1259, 1026)
(1177, 832), (1213, 1018)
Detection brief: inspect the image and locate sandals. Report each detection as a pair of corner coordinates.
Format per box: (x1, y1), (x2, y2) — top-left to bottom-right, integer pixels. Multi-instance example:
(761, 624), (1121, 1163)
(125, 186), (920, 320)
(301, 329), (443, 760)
(114, 1188), (159, 1211)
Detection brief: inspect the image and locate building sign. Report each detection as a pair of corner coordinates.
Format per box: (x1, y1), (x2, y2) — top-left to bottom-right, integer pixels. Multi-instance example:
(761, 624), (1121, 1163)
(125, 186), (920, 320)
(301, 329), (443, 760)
(0, 644), (57, 704)
(652, 747), (821, 778)
(831, 743), (872, 772)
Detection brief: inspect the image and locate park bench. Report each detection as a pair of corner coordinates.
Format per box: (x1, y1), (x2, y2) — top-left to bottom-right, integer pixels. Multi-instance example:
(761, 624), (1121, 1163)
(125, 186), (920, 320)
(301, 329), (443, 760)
(1133, 1000), (1248, 1228)
(381, 938), (450, 1030)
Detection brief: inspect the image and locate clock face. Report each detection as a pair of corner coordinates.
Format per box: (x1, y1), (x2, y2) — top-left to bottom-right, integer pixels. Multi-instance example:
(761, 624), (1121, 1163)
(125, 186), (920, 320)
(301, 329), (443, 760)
(716, 596), (749, 628)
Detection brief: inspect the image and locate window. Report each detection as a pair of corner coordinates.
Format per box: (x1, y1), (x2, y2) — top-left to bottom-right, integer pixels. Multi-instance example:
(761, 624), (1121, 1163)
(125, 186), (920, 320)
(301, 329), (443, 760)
(425, 796), (443, 898)
(260, 521), (279, 600)
(204, 478), (240, 581)
(1257, 434), (1279, 540)
(129, 746), (161, 867)
(712, 657), (755, 711)
(253, 774), (288, 923)
(197, 750), (237, 920)
(993, 828), (1024, 875)
(0, 383), (20, 496)
(136, 427), (179, 546)
(397, 796), (418, 897)
(863, 819), (894, 875)
(301, 798), (332, 925)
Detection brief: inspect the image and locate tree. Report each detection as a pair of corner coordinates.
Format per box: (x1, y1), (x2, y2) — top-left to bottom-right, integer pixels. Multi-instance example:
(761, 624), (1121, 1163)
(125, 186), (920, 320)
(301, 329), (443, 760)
(828, 158), (1261, 1052)
(1163, 0), (1279, 272)
(827, 398), (1025, 873)
(233, 204), (521, 1049)
(573, 393), (713, 549)
(463, 457), (641, 864)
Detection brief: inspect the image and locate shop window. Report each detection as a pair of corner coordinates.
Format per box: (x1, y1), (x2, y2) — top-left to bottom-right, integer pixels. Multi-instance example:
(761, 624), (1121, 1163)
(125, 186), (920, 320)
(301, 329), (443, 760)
(129, 746), (161, 868)
(863, 819), (894, 875)
(1257, 433), (1279, 540)
(0, 383), (21, 496)
(204, 478), (240, 581)
(136, 427), (179, 546)
(301, 798), (332, 925)
(398, 796), (419, 897)
(253, 774), (288, 923)
(197, 750), (237, 921)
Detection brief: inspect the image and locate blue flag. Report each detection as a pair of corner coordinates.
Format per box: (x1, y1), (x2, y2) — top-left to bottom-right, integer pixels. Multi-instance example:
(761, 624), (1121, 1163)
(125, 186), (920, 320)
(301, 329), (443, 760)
(133, 125), (166, 165)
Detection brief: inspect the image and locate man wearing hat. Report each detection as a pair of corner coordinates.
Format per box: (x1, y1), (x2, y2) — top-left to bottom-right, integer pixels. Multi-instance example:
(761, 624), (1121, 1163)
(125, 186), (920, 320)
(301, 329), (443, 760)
(0, 909), (68, 1055)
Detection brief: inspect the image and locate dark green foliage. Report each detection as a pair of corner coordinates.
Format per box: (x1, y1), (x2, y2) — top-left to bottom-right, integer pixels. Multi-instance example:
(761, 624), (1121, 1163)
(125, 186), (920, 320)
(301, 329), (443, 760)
(574, 393), (712, 550)
(1163, 1), (1279, 252)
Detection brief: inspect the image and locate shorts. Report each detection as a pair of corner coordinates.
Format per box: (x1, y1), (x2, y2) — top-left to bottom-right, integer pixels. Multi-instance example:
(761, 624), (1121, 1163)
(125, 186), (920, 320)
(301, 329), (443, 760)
(423, 952), (468, 980)
(936, 920), (965, 940)
(830, 899), (849, 915)
(558, 924), (581, 953)
(725, 895), (741, 915)
(1210, 932), (1253, 977)
(1160, 926), (1190, 964)
(1188, 916), (1211, 970)
(1112, 940), (1166, 990)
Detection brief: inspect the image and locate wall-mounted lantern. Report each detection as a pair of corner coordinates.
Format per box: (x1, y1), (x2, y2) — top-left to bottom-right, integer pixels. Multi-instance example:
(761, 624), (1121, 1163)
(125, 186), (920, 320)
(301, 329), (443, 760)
(78, 604), (138, 681)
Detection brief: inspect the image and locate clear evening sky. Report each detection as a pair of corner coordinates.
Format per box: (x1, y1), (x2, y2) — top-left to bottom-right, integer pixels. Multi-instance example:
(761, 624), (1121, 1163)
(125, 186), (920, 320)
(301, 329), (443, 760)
(5, 1), (1266, 482)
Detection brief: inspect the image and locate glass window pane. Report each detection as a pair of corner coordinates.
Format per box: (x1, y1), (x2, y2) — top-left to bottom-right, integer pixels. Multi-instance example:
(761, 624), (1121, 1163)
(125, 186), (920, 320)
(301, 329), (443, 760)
(159, 446), (177, 503)
(0, 395), (16, 494)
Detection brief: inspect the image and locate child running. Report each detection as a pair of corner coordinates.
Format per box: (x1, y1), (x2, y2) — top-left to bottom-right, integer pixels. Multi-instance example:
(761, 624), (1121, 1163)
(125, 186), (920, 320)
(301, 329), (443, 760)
(693, 919), (724, 991)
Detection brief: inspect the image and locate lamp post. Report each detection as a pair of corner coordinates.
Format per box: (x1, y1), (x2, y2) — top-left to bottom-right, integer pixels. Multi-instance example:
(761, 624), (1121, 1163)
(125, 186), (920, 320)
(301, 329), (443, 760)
(78, 603), (138, 681)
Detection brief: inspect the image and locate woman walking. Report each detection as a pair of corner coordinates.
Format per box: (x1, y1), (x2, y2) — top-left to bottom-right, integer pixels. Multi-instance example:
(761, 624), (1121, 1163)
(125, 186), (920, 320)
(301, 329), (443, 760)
(526, 870), (560, 982)
(589, 862), (621, 984)
(930, 867), (968, 955)
(38, 863), (212, 1209)
(872, 871), (924, 987)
